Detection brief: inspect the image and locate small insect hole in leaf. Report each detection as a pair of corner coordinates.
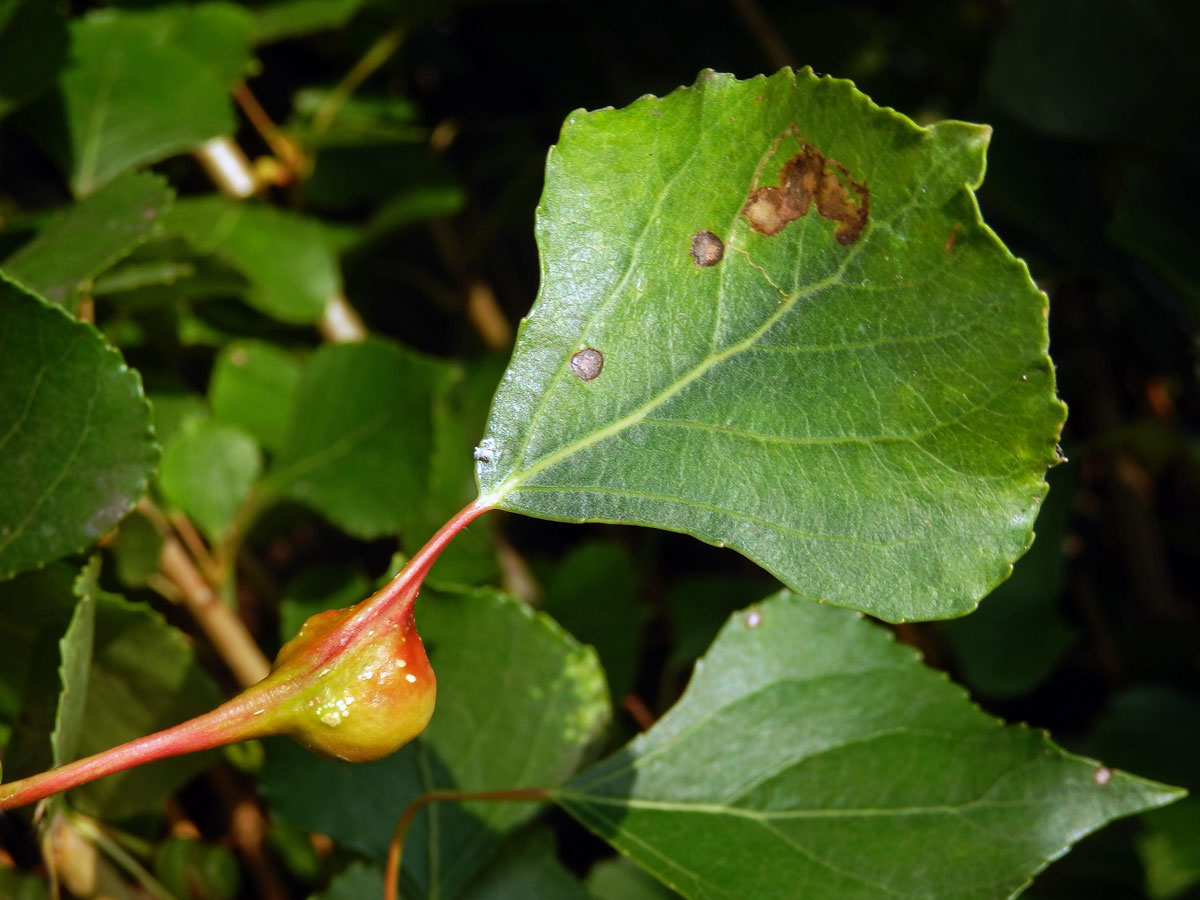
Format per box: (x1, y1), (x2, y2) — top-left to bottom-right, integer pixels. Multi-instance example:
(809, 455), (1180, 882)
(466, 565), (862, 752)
(570, 348), (604, 381)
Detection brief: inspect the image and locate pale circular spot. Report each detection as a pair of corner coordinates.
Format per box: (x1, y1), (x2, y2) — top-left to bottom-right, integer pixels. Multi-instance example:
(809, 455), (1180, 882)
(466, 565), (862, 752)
(570, 348), (604, 381)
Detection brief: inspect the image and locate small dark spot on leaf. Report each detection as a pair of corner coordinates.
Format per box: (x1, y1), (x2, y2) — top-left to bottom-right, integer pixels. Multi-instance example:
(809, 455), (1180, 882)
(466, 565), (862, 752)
(690, 230), (724, 267)
(570, 348), (604, 381)
(742, 140), (869, 244)
(1093, 766), (1113, 786)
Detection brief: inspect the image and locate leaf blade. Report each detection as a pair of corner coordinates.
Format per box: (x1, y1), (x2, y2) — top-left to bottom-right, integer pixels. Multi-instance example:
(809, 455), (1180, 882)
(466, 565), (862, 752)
(0, 281), (157, 580)
(478, 69), (1065, 622)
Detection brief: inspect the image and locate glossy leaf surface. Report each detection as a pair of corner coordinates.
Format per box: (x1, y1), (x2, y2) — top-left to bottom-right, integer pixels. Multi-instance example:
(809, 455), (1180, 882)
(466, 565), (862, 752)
(555, 592), (1181, 899)
(477, 69), (1065, 622)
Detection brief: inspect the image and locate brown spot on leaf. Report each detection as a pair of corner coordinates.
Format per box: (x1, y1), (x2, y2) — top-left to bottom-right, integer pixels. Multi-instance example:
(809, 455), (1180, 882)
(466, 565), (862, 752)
(742, 142), (869, 245)
(570, 348), (604, 381)
(945, 222), (962, 252)
(690, 230), (725, 267)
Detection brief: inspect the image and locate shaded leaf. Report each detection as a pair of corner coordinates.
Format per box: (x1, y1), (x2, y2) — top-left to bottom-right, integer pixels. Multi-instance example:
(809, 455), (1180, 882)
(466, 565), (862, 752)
(477, 68), (1065, 623)
(459, 828), (592, 900)
(22, 10), (234, 195)
(167, 196), (339, 323)
(250, 0), (365, 44)
(262, 586), (610, 899)
(209, 340), (301, 454)
(0, 281), (156, 580)
(67, 586), (225, 818)
(158, 421), (261, 542)
(313, 861), (384, 900)
(111, 509), (164, 589)
(0, 0), (68, 120)
(542, 540), (644, 704)
(132, 2), (254, 89)
(0, 564), (78, 760)
(1, 172), (174, 310)
(49, 561), (99, 767)
(264, 338), (450, 539)
(938, 462), (1078, 697)
(588, 857), (680, 900)
(555, 591), (1182, 900)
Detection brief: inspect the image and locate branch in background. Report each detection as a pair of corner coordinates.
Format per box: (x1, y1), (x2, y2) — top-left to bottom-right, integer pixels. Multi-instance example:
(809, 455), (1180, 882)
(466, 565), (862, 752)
(232, 83), (307, 182)
(316, 292), (368, 343)
(313, 25), (406, 134)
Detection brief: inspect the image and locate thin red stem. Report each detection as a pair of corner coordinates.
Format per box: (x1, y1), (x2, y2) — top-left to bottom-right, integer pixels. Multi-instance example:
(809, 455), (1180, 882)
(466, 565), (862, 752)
(0, 499), (494, 812)
(303, 498), (492, 669)
(383, 787), (550, 900)
(0, 690), (272, 811)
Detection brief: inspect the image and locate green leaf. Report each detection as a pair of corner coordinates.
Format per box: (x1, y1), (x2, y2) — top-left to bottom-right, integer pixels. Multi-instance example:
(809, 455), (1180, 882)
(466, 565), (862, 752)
(0, 0), (67, 120)
(209, 340), (302, 454)
(0, 564), (78, 761)
(167, 196), (340, 324)
(459, 828), (592, 900)
(262, 586), (610, 899)
(132, 2), (254, 90)
(542, 540), (644, 704)
(0, 281), (157, 581)
(50, 561), (100, 767)
(111, 509), (164, 589)
(314, 861), (384, 900)
(158, 421), (261, 542)
(1, 172), (174, 310)
(477, 68), (1065, 622)
(21, 10), (235, 195)
(67, 586), (225, 818)
(588, 857), (679, 900)
(264, 338), (451, 539)
(250, 0), (365, 44)
(554, 592), (1182, 900)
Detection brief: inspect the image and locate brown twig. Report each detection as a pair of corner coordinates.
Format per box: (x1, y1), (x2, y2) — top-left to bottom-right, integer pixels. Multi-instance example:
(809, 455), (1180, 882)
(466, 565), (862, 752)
(622, 694), (657, 731)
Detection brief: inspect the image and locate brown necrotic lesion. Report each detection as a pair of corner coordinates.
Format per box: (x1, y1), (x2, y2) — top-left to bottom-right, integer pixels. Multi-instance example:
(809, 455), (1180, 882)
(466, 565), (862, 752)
(742, 137), (869, 245)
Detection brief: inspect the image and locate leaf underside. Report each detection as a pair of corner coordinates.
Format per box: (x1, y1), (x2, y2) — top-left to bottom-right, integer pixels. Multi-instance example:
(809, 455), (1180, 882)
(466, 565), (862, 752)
(478, 68), (1065, 622)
